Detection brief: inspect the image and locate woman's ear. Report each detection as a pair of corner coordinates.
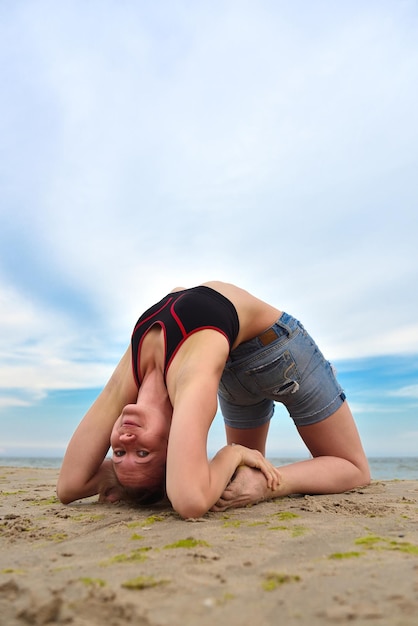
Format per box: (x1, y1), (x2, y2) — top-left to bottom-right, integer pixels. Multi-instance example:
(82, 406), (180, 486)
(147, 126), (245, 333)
(98, 485), (123, 503)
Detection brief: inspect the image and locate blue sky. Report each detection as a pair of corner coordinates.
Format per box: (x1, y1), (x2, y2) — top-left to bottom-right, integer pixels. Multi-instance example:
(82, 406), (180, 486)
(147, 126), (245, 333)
(1, 0), (417, 459)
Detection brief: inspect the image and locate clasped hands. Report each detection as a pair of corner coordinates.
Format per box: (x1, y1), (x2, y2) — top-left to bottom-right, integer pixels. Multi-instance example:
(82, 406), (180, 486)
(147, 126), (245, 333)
(211, 444), (282, 512)
(229, 443), (280, 490)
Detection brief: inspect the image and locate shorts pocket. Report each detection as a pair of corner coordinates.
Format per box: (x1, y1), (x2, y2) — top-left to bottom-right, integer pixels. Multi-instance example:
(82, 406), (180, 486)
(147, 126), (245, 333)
(244, 350), (301, 397)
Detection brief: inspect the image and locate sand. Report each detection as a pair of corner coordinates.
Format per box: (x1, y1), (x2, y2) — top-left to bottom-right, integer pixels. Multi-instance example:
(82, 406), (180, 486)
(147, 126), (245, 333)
(0, 467), (417, 626)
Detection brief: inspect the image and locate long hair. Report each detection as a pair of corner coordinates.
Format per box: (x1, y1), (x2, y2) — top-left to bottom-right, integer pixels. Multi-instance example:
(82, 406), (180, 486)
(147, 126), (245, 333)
(98, 461), (166, 505)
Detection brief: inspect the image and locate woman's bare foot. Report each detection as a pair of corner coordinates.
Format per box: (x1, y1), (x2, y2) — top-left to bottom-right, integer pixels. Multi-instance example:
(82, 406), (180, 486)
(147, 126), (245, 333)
(211, 465), (279, 512)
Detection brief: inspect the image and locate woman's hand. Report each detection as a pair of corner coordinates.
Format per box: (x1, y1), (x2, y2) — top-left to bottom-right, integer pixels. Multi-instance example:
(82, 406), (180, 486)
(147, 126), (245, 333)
(229, 444), (281, 491)
(211, 465), (276, 511)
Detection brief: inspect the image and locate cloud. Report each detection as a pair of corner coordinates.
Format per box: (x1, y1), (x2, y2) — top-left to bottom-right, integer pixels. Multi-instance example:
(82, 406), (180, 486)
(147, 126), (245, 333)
(0, 396), (34, 409)
(390, 385), (418, 399)
(0, 281), (116, 398)
(1, 0), (418, 428)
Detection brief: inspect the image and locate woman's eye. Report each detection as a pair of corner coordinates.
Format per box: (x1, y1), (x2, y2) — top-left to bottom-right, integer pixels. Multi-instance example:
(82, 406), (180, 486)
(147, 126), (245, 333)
(114, 450), (125, 458)
(137, 450), (149, 458)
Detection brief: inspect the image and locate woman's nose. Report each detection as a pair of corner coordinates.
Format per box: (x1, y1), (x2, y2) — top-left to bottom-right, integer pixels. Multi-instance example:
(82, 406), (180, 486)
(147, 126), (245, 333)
(119, 432), (136, 443)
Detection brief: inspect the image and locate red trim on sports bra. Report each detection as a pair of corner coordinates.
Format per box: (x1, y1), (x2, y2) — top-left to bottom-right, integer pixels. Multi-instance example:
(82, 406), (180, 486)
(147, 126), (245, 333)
(132, 298), (173, 386)
(170, 296), (187, 337)
(132, 297), (173, 334)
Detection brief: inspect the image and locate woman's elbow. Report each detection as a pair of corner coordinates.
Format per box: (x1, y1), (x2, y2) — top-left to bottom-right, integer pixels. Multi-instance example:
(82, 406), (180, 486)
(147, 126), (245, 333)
(56, 479), (76, 504)
(56, 488), (71, 505)
(168, 491), (209, 520)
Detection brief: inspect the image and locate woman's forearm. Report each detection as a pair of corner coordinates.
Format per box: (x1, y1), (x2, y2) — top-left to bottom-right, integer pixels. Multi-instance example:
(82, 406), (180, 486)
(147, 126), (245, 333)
(57, 458), (113, 504)
(57, 346), (138, 504)
(56, 402), (112, 503)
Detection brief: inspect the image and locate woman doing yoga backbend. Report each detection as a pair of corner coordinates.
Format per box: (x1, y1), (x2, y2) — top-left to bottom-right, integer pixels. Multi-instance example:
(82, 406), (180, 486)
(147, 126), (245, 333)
(57, 281), (370, 519)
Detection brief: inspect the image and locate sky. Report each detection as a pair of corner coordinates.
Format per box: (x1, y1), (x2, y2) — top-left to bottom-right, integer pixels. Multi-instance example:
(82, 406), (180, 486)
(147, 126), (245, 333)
(1, 0), (417, 460)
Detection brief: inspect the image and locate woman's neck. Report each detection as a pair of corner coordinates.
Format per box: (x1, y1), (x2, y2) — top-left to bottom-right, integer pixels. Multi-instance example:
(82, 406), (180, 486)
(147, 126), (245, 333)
(137, 367), (172, 426)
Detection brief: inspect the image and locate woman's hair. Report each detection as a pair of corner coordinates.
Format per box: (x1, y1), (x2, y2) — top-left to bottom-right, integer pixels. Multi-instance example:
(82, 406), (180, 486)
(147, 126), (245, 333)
(98, 461), (166, 505)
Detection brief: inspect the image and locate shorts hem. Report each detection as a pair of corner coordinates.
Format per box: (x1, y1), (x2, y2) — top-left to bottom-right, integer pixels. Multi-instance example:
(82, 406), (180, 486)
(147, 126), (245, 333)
(291, 392), (346, 427)
(223, 414), (273, 430)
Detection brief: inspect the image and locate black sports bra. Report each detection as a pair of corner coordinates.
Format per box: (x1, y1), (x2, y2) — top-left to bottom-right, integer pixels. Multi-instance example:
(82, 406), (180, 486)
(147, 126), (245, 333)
(131, 286), (240, 385)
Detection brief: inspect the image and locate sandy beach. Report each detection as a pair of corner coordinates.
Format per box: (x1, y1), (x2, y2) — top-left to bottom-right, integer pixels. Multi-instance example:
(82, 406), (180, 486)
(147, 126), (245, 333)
(0, 467), (417, 626)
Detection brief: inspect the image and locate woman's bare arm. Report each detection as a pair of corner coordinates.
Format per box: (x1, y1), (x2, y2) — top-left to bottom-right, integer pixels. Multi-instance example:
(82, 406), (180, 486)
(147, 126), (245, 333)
(165, 364), (279, 519)
(56, 346), (138, 503)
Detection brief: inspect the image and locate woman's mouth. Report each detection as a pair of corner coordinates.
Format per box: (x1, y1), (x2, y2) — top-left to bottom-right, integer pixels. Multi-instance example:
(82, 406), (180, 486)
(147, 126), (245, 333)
(121, 420), (139, 428)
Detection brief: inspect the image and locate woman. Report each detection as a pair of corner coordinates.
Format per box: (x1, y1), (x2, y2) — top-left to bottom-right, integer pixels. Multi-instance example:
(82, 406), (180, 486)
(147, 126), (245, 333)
(56, 281), (370, 519)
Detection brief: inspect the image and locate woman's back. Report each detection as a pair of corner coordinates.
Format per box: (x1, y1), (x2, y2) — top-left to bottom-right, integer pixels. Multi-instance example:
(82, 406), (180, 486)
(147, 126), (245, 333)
(201, 281), (281, 348)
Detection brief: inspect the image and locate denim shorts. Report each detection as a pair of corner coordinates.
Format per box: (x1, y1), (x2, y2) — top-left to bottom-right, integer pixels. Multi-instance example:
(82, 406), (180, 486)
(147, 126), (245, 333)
(218, 312), (346, 428)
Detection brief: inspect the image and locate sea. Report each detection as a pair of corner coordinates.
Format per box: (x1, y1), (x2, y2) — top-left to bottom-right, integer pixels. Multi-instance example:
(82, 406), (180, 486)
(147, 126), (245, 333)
(0, 456), (417, 480)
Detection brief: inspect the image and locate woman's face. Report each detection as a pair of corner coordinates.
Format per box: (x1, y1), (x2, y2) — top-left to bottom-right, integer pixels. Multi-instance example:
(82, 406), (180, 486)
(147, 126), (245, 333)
(110, 403), (168, 488)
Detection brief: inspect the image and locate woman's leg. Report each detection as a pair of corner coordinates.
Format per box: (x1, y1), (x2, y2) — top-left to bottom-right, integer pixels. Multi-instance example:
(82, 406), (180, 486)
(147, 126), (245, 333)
(291, 401), (370, 493)
(212, 401), (370, 511)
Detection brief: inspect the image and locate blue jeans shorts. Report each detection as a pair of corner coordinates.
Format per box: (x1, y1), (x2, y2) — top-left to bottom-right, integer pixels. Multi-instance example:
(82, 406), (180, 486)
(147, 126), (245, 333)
(218, 312), (346, 428)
